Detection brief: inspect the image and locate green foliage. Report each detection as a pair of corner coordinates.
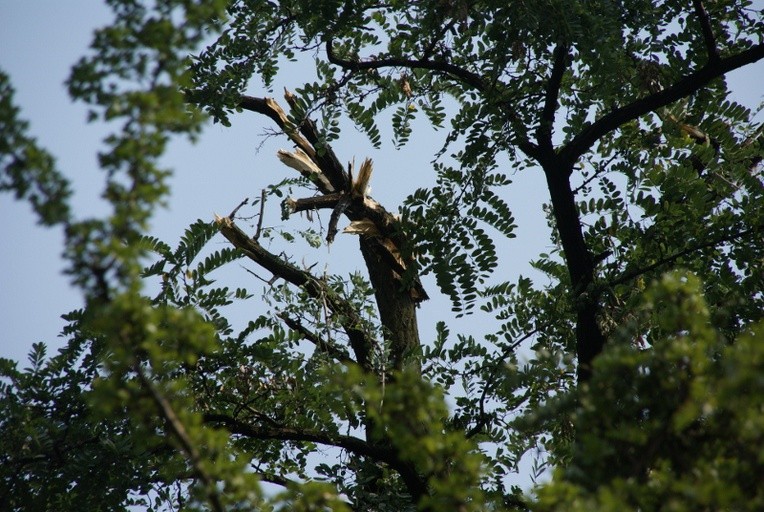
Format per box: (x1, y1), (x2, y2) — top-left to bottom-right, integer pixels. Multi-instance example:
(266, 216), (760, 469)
(535, 273), (764, 511)
(1, 1), (763, 511)
(0, 71), (71, 226)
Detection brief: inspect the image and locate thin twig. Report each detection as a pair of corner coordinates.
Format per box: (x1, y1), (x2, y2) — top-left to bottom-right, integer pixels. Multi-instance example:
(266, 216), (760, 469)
(277, 312), (354, 365)
(608, 224), (762, 288)
(466, 328), (539, 439)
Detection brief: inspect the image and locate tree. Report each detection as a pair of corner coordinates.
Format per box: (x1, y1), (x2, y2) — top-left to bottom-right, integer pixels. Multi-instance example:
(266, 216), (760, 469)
(1, 0), (763, 510)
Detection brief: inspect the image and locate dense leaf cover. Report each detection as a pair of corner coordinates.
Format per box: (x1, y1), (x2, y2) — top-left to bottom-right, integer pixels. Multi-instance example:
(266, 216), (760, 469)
(1, 1), (763, 510)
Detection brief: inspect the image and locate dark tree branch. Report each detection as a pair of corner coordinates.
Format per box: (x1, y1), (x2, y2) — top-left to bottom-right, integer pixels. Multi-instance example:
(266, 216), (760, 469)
(216, 215), (375, 370)
(559, 43), (764, 167)
(466, 329), (538, 439)
(327, 193), (353, 243)
(608, 224), (763, 289)
(692, 0), (721, 63)
(542, 162), (604, 382)
(286, 193), (344, 214)
(252, 472), (297, 489)
(325, 39), (487, 91)
(277, 312), (354, 365)
(536, 43), (569, 152)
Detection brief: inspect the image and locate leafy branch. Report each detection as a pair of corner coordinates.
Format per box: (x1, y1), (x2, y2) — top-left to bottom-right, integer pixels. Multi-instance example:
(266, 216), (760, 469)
(558, 43), (764, 167)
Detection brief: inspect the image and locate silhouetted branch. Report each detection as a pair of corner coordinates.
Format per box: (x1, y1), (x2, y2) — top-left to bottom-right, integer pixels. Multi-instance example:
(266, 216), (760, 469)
(203, 413), (428, 501)
(537, 43), (569, 151)
(559, 43), (764, 167)
(608, 224), (762, 289)
(692, 0), (720, 63)
(325, 39), (486, 91)
(277, 312), (354, 365)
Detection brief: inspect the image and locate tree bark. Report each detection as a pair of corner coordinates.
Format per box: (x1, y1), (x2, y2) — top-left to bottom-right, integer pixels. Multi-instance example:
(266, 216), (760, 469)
(543, 162), (605, 382)
(359, 237), (421, 373)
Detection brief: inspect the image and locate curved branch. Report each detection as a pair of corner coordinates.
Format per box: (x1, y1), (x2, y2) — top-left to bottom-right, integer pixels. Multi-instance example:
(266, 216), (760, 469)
(559, 43), (764, 167)
(325, 39), (487, 91)
(465, 329), (538, 439)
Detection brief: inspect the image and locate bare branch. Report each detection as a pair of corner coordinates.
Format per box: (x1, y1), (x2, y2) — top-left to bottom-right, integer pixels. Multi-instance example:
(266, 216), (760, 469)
(286, 193), (344, 215)
(255, 189), (267, 240)
(327, 194), (353, 244)
(228, 197), (249, 219)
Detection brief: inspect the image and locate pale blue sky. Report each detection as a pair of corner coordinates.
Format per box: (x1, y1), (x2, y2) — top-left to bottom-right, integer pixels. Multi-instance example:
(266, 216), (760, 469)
(1, 1), (762, 370)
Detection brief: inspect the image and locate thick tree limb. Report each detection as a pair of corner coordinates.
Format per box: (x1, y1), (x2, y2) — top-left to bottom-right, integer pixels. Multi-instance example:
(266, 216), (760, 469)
(559, 43), (764, 167)
(692, 0), (721, 63)
(215, 214), (375, 371)
(286, 193), (344, 214)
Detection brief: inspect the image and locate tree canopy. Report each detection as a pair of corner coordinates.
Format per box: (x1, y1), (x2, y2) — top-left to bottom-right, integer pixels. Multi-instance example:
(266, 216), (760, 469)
(1, 1), (763, 510)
